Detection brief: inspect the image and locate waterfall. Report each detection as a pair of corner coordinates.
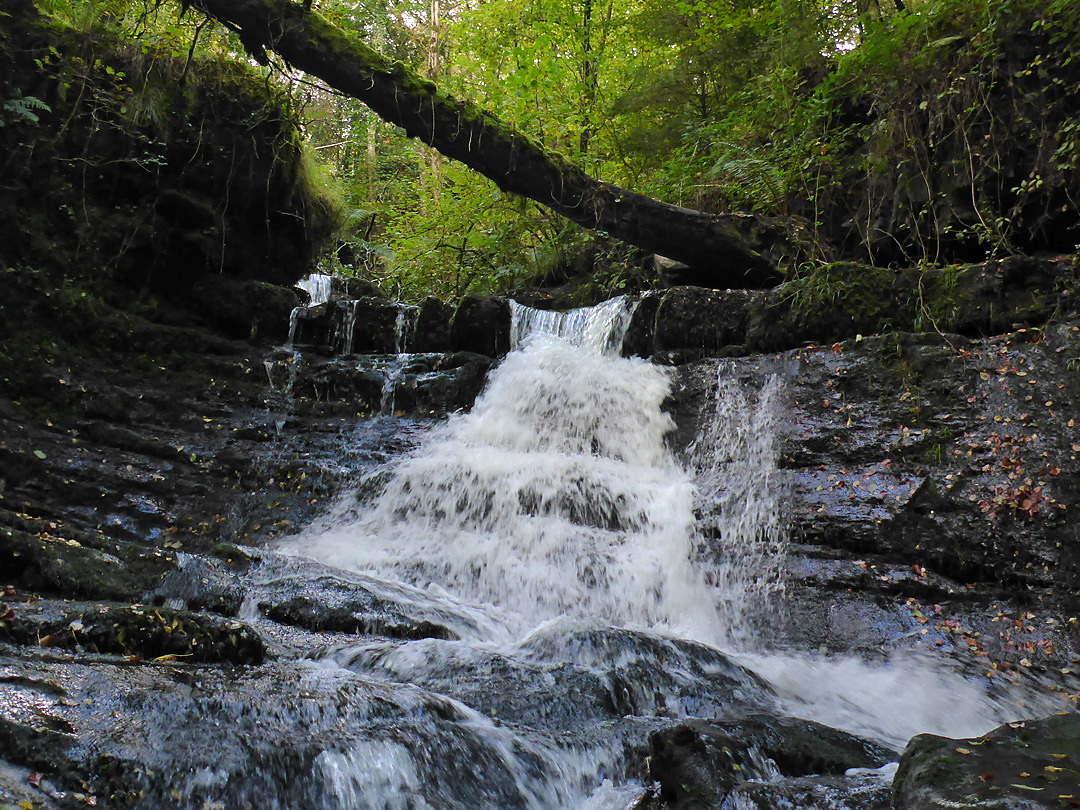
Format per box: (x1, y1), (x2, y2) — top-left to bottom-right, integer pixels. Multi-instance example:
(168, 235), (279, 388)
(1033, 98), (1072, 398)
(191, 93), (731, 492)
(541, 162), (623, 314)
(295, 324), (721, 640)
(689, 365), (789, 648)
(296, 272), (333, 305)
(509, 296), (638, 355)
(281, 296), (1056, 809)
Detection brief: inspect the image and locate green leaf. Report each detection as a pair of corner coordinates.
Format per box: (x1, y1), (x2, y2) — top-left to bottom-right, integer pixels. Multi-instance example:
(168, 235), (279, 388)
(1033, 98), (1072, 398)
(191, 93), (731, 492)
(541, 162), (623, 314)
(33, 450), (46, 460)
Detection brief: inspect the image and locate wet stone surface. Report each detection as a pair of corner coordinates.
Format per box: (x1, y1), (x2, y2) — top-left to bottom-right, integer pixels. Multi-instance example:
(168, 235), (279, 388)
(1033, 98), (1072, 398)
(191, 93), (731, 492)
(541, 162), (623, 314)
(3, 275), (1080, 809)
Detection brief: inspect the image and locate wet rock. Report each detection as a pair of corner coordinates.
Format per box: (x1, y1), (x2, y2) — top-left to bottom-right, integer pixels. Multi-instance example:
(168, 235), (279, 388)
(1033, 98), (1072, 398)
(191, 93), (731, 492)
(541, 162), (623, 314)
(0, 515), (178, 602)
(647, 716), (894, 808)
(342, 297), (412, 354)
(263, 595), (456, 641)
(892, 713), (1080, 809)
(270, 351), (494, 416)
(208, 543), (254, 572)
(653, 287), (765, 355)
(621, 291), (662, 359)
(727, 770), (892, 809)
(5, 605), (264, 665)
(251, 557), (466, 643)
(0, 655), (580, 810)
(451, 296), (511, 357)
(408, 352), (495, 413)
(411, 296), (454, 352)
(289, 301), (336, 349)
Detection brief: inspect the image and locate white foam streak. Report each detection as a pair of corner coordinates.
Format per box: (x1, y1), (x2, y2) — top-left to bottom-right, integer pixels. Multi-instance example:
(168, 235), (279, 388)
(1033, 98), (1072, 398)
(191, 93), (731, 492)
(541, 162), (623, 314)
(739, 650), (1063, 751)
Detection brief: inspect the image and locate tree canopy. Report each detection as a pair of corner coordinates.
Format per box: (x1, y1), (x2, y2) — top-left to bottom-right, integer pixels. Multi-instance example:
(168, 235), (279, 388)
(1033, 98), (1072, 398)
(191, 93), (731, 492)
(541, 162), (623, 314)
(12, 0), (1080, 300)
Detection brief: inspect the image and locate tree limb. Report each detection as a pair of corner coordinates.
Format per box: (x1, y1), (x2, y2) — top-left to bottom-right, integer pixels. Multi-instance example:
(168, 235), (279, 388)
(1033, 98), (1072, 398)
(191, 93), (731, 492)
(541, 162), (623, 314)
(190, 0), (819, 288)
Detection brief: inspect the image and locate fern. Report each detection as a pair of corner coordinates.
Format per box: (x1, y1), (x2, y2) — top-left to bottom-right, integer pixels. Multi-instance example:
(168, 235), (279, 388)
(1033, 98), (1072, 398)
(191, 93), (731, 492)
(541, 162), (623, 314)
(702, 141), (786, 211)
(0, 92), (52, 127)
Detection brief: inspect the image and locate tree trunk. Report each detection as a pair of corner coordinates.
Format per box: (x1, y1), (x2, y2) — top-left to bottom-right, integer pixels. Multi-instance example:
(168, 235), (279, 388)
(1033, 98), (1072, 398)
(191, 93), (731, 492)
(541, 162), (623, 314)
(190, 0), (819, 288)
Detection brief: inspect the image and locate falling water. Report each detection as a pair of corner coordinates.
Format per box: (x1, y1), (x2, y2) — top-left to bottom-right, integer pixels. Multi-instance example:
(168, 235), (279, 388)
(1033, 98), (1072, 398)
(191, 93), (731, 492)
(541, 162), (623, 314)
(340, 299), (360, 355)
(296, 272), (333, 306)
(283, 296), (1059, 808)
(509, 296), (639, 355)
(688, 365), (789, 648)
(296, 314), (718, 639)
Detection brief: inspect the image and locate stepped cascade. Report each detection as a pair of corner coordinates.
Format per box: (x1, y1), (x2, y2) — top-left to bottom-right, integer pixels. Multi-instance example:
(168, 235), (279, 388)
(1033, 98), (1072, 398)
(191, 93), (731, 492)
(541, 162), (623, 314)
(266, 293), (1061, 807)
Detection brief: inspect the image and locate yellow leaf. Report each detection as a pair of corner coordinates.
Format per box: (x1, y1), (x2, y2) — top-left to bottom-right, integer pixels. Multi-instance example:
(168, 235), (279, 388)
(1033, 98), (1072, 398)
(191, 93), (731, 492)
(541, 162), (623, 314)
(1046, 766), (1063, 773)
(955, 747), (971, 755)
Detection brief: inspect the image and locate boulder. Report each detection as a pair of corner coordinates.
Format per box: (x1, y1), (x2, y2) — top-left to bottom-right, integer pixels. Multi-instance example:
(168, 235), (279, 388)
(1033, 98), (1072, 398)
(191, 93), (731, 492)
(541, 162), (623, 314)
(893, 713), (1080, 809)
(411, 296), (454, 352)
(647, 716), (894, 809)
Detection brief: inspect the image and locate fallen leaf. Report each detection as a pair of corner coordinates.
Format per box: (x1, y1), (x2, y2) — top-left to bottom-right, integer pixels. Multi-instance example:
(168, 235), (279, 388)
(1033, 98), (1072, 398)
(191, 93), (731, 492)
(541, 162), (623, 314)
(955, 747), (971, 755)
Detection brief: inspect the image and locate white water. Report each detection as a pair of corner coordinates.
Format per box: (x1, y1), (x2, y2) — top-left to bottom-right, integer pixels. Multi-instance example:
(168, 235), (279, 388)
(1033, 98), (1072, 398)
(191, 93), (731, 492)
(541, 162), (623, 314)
(689, 366), (789, 647)
(286, 296), (1058, 807)
(295, 331), (716, 641)
(297, 272), (333, 305)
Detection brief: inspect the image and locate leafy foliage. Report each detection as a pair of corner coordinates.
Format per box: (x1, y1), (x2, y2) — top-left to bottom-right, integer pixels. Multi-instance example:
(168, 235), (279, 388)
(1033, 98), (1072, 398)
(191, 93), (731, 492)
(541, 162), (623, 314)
(0, 90), (51, 126)
(10, 0), (1080, 301)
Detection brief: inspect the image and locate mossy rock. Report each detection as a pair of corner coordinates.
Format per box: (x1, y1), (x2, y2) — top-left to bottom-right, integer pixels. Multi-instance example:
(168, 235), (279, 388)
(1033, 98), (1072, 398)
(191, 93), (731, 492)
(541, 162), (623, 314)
(0, 514), (178, 602)
(893, 713), (1080, 809)
(35, 605), (265, 665)
(208, 543), (254, 572)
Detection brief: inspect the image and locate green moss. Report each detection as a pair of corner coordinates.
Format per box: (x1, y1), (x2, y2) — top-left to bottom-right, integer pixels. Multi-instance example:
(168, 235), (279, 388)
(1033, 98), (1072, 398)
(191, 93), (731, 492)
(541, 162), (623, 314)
(208, 543), (254, 572)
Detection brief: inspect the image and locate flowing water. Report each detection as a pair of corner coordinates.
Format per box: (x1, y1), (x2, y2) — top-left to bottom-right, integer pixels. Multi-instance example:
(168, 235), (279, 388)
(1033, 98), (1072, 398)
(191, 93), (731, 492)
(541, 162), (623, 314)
(268, 296), (1060, 808)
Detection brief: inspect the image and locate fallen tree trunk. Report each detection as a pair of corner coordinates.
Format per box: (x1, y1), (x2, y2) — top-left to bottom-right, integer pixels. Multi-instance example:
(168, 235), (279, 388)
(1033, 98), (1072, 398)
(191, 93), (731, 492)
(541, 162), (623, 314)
(189, 0), (817, 288)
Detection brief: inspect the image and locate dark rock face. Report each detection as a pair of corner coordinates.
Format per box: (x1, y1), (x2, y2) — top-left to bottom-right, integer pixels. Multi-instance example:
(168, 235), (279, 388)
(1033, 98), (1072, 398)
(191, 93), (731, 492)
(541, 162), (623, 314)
(646, 716), (894, 809)
(289, 298), (415, 355)
(190, 277), (302, 344)
(652, 288), (765, 356)
(451, 296), (512, 357)
(412, 296), (455, 353)
(892, 713), (1080, 809)
(622, 291), (663, 359)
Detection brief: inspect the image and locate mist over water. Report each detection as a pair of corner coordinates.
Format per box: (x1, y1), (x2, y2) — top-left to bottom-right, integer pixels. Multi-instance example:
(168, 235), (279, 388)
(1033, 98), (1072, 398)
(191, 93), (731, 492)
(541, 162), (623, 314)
(284, 295), (1059, 806)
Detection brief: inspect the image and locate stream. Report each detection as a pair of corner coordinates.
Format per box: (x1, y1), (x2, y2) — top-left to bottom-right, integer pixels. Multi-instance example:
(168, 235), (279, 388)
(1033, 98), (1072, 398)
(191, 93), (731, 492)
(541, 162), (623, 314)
(3, 290), (1072, 810)
(254, 295), (1059, 808)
